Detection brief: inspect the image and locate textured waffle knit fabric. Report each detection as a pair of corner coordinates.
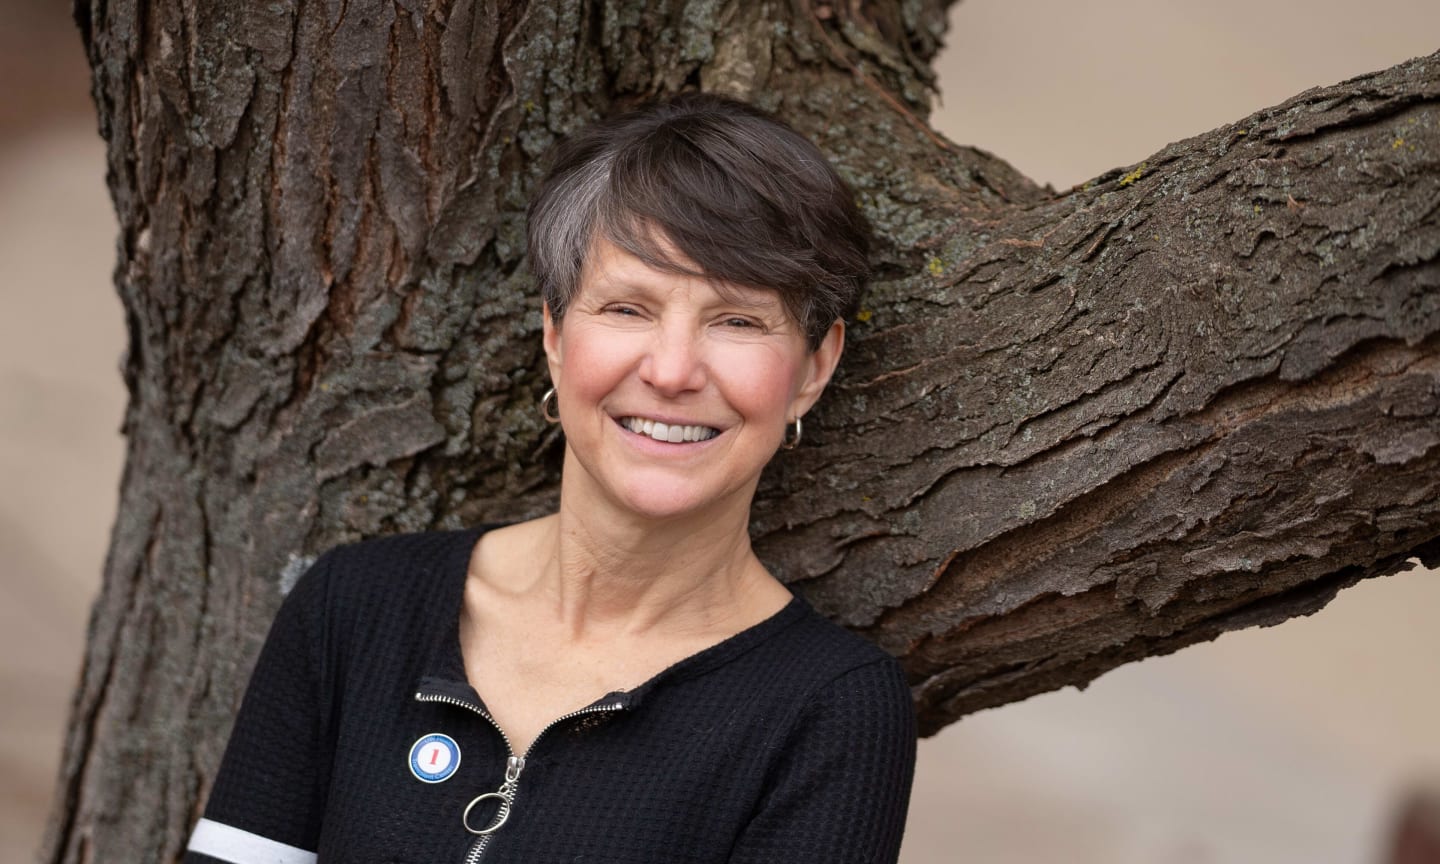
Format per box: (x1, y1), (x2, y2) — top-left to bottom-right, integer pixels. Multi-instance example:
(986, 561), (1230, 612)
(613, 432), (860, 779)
(184, 527), (917, 864)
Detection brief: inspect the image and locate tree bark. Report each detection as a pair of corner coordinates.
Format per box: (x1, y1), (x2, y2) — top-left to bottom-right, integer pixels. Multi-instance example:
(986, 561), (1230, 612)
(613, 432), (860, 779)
(44, 0), (1440, 859)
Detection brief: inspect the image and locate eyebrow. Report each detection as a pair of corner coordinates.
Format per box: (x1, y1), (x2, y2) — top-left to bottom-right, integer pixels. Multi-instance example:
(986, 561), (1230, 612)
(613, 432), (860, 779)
(589, 271), (785, 313)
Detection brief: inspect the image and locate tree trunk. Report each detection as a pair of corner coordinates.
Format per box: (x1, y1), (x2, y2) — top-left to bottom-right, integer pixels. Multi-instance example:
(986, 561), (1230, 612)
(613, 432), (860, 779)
(44, 0), (1440, 860)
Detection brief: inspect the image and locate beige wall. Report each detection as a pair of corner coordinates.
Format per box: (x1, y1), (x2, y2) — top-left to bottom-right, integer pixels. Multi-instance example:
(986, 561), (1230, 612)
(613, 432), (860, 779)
(2, 2), (1436, 862)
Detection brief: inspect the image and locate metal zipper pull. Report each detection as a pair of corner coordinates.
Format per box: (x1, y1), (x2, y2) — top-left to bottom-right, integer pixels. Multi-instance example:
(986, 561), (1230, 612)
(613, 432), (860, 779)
(462, 755), (526, 835)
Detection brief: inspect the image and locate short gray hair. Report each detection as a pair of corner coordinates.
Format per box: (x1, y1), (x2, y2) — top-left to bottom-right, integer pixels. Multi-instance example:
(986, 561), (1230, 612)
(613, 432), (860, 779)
(526, 93), (870, 350)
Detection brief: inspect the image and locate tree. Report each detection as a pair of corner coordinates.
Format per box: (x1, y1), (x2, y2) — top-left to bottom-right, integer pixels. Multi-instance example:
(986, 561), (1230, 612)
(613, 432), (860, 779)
(42, 0), (1440, 860)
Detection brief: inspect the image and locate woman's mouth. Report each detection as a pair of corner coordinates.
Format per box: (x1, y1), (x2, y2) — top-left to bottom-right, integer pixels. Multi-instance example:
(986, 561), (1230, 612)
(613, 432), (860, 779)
(618, 416), (720, 443)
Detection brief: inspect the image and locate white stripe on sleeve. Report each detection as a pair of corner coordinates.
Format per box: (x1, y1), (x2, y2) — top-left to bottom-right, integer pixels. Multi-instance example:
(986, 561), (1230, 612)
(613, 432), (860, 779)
(187, 818), (318, 864)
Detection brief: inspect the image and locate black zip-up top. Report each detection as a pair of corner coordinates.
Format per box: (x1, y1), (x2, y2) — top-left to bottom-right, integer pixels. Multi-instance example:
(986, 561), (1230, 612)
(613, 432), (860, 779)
(184, 528), (917, 864)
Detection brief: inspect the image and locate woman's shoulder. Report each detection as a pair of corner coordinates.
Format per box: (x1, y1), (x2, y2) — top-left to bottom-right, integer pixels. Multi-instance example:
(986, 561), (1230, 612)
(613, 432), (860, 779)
(283, 527), (485, 617)
(783, 595), (904, 671)
(312, 527), (475, 581)
(730, 593), (910, 712)
(320, 525), (485, 570)
(717, 597), (915, 776)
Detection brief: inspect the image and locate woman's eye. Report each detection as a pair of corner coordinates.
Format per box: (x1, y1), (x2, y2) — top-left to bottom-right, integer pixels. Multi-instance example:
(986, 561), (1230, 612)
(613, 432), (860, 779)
(607, 305), (641, 317)
(722, 316), (757, 328)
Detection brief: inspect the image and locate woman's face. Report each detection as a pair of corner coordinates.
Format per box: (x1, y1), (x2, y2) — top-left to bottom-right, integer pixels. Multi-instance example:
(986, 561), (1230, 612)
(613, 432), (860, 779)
(544, 236), (844, 524)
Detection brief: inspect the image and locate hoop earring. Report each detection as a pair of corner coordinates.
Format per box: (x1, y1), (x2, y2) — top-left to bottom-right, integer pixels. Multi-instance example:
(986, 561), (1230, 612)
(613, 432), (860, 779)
(541, 387), (560, 423)
(781, 416), (802, 450)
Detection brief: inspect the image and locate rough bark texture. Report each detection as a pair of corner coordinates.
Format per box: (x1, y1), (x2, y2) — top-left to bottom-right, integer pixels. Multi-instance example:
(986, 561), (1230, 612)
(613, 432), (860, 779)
(43, 0), (1440, 860)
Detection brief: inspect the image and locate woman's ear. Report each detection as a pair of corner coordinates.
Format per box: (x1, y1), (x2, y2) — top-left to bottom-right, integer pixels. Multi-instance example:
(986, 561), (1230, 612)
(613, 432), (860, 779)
(542, 302), (562, 375)
(790, 319), (845, 420)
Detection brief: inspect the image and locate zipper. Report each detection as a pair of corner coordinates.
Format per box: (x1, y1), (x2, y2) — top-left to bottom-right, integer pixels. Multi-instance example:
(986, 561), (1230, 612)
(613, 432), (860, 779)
(414, 690), (625, 863)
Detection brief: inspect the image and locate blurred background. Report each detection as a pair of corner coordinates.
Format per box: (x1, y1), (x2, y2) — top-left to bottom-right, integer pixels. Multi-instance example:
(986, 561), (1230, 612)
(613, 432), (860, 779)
(1, 1), (1437, 862)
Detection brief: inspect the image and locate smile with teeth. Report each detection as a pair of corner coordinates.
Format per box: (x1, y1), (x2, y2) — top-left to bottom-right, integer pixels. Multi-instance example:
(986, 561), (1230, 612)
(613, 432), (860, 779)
(619, 416), (720, 443)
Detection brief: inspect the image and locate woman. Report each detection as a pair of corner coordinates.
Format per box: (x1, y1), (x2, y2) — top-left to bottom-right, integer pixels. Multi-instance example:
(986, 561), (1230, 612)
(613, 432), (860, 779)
(185, 93), (916, 864)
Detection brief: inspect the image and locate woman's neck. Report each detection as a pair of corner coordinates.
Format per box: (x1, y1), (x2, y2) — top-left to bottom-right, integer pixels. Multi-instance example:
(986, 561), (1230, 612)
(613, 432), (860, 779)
(524, 477), (781, 642)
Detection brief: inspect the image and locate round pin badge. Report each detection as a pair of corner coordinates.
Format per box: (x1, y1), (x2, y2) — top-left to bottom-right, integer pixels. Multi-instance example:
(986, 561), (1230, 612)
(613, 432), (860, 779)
(409, 733), (461, 783)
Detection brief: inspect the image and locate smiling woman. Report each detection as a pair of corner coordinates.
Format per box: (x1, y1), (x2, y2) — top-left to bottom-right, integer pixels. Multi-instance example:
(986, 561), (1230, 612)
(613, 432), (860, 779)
(182, 94), (917, 864)
(545, 236), (843, 524)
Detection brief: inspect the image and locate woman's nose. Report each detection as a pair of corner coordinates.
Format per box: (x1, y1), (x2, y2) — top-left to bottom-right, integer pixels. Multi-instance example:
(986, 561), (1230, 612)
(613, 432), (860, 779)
(638, 326), (707, 395)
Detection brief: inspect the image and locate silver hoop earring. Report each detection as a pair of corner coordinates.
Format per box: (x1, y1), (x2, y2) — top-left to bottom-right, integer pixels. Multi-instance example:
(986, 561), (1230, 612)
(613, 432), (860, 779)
(781, 416), (802, 450)
(541, 387), (560, 423)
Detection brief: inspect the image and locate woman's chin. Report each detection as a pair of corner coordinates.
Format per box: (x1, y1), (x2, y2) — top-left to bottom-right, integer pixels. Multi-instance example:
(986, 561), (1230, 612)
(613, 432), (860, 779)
(560, 442), (761, 526)
(603, 477), (745, 525)
(613, 491), (716, 523)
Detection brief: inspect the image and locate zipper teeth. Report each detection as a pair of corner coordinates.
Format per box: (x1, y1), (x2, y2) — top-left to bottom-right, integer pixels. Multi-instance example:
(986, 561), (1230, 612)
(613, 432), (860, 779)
(464, 835), (490, 864)
(414, 691), (516, 755)
(525, 701), (625, 755)
(416, 691), (624, 864)
(415, 693), (510, 864)
(413, 691), (625, 760)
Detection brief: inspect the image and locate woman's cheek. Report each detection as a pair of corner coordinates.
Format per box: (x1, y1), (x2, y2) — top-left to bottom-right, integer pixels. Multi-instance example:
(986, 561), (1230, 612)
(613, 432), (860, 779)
(563, 324), (635, 390)
(723, 347), (804, 419)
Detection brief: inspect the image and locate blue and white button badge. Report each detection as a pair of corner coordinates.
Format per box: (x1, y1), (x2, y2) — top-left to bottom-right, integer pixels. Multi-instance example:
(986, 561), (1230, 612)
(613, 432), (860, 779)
(409, 733), (461, 783)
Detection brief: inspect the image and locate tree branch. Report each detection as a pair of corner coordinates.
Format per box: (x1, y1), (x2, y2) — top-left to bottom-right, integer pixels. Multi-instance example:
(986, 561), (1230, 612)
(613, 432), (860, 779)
(752, 50), (1440, 733)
